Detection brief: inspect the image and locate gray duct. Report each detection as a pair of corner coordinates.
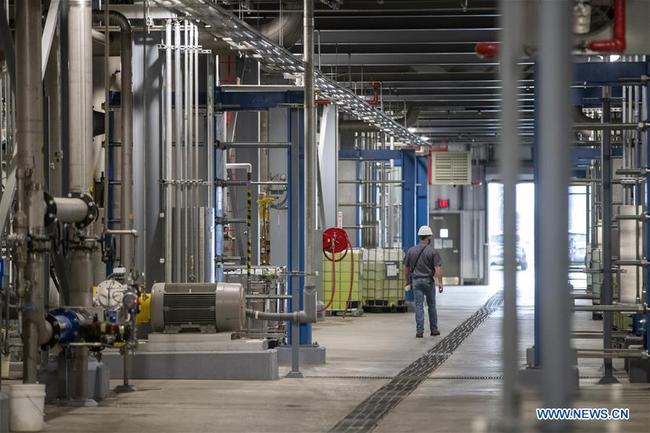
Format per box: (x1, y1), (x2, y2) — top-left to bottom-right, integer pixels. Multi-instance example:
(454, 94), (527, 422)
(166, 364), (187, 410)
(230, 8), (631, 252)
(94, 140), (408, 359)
(259, 1), (303, 48)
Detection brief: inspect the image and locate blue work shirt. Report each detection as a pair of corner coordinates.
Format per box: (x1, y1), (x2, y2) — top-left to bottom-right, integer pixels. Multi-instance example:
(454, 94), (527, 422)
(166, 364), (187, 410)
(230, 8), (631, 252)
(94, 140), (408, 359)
(404, 241), (443, 279)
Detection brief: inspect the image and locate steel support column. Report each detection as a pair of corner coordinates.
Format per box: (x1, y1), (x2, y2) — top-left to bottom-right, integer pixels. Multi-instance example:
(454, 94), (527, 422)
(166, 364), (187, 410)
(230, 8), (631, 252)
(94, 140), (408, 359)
(499, 0), (523, 426)
(402, 149), (417, 303)
(538, 0), (573, 418)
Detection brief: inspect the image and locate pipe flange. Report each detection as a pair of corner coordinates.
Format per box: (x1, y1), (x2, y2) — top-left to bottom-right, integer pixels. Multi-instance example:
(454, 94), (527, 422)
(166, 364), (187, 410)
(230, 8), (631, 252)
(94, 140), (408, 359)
(71, 193), (99, 229)
(44, 192), (57, 227)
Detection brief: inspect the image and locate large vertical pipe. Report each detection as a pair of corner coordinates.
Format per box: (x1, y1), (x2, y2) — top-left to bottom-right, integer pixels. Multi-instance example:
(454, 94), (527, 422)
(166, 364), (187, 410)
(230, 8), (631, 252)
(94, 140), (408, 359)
(187, 22), (194, 281)
(538, 0), (573, 417)
(15, 0), (48, 384)
(645, 75), (650, 360)
(600, 87), (618, 383)
(174, 21), (182, 282)
(108, 12), (134, 278)
(92, 10), (135, 278)
(67, 0), (94, 404)
(164, 20), (173, 282)
(182, 21), (189, 282)
(194, 25), (200, 280)
(499, 0), (521, 426)
(302, 0), (317, 323)
(207, 55), (215, 211)
(68, 0), (92, 195)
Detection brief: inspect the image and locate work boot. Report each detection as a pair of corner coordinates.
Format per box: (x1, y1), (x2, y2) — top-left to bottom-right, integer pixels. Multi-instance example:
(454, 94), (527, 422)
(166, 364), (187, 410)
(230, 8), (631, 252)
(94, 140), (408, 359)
(416, 332), (423, 338)
(430, 328), (440, 336)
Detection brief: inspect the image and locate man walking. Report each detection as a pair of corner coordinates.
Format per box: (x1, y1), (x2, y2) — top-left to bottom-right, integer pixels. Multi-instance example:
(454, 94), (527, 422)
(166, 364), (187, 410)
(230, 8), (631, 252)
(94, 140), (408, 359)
(404, 225), (444, 338)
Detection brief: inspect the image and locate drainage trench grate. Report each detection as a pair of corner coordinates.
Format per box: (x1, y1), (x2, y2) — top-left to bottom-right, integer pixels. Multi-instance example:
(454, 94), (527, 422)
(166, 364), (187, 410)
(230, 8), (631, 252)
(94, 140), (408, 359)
(307, 375), (504, 381)
(328, 291), (504, 433)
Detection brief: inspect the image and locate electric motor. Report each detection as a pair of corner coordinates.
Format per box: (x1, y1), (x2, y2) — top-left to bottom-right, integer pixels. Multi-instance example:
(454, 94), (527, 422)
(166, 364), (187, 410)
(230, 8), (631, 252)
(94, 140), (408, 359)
(150, 282), (245, 333)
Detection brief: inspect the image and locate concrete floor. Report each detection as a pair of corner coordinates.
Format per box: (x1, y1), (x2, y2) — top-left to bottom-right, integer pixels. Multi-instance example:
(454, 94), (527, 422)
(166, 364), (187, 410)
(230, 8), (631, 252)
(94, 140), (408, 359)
(41, 277), (649, 433)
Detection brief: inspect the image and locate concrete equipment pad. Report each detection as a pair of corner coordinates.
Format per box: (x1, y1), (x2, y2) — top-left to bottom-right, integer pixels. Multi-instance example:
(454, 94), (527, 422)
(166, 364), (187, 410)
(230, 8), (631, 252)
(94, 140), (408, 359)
(102, 350), (279, 381)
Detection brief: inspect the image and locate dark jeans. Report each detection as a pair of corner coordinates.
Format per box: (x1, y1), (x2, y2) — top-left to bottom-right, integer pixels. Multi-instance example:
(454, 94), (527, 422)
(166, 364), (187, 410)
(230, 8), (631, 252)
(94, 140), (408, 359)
(413, 277), (437, 333)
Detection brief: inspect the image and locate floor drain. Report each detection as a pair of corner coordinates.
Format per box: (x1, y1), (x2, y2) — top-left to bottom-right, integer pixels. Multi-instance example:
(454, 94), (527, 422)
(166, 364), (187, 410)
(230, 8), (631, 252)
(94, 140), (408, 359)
(328, 291), (504, 433)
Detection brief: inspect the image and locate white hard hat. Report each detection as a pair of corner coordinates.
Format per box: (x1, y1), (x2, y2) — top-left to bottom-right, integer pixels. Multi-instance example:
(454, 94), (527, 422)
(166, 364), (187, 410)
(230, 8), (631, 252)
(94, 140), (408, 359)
(418, 225), (433, 236)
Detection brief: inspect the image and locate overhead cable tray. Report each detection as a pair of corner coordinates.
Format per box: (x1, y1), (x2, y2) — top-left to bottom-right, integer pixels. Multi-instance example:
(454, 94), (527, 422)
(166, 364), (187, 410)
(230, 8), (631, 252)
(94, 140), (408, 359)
(155, 0), (425, 145)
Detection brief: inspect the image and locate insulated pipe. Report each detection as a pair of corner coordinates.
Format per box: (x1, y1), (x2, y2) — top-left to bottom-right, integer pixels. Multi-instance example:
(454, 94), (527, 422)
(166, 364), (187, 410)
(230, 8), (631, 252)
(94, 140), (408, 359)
(303, 0), (317, 325)
(67, 0), (94, 404)
(183, 21), (189, 282)
(588, 0), (626, 53)
(52, 197), (90, 223)
(538, 0), (573, 417)
(193, 26), (199, 282)
(187, 22), (193, 281)
(68, 0), (93, 194)
(15, 0), (51, 383)
(164, 20), (173, 282)
(174, 21), (182, 281)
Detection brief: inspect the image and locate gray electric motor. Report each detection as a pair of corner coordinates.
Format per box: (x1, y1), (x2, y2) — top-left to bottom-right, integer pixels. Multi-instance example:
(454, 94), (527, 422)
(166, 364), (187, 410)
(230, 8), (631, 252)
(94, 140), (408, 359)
(150, 282), (245, 333)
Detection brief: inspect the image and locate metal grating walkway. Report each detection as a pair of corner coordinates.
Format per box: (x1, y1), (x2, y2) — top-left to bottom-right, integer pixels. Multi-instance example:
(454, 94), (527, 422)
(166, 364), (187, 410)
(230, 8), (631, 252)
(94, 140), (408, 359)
(328, 291), (504, 433)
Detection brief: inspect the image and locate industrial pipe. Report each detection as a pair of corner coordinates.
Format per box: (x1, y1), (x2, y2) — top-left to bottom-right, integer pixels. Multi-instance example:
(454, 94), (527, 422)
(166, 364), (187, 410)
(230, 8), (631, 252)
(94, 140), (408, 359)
(69, 0), (93, 195)
(245, 308), (305, 323)
(67, 0), (95, 404)
(218, 142), (291, 149)
(92, 11), (135, 278)
(50, 197), (91, 224)
(576, 348), (648, 359)
(474, 42), (499, 59)
(573, 304), (646, 313)
(15, 0), (51, 384)
(164, 20), (173, 282)
(174, 20), (182, 281)
(574, 122), (644, 130)
(115, 9), (135, 279)
(588, 0), (626, 53)
(303, 0), (318, 326)
(104, 229), (138, 237)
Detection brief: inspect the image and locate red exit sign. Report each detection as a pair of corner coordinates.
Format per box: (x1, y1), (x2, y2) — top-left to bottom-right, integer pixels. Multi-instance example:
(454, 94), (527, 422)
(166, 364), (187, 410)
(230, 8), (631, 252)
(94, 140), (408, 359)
(437, 199), (450, 209)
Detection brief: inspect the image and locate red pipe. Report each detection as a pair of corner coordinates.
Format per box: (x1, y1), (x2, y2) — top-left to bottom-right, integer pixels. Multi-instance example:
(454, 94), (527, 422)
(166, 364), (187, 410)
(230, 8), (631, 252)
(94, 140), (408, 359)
(589, 0), (626, 52)
(474, 42), (499, 59)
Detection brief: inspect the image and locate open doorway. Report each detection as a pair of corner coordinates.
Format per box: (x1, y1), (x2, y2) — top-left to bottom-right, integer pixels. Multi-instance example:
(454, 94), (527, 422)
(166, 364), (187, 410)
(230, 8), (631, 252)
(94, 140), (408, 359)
(487, 182), (536, 303)
(487, 183), (589, 299)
